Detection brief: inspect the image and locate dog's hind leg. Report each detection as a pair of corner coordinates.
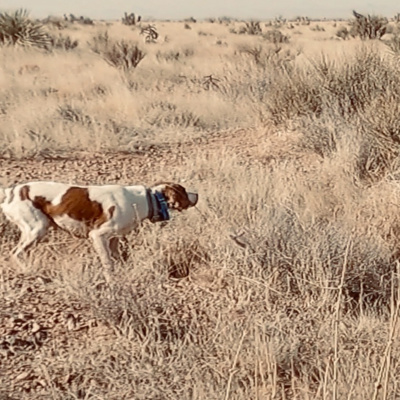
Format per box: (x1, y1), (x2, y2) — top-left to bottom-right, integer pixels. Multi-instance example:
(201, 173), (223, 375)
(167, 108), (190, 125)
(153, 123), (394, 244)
(12, 220), (50, 263)
(9, 205), (50, 263)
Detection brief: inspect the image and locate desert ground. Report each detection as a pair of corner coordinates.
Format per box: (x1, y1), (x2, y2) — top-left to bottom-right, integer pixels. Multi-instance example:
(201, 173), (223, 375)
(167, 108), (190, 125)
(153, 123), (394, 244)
(1, 11), (400, 399)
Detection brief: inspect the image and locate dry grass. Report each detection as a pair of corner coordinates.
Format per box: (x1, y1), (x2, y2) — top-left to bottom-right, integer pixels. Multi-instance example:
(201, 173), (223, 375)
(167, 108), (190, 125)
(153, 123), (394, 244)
(1, 17), (400, 399)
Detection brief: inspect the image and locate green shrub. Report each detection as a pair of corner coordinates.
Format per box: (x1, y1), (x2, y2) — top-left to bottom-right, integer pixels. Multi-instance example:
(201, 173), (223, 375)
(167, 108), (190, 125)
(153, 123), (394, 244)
(0, 9), (50, 48)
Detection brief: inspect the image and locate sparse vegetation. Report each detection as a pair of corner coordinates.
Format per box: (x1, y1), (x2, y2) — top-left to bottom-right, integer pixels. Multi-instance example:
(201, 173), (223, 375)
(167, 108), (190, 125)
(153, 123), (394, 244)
(64, 13), (94, 25)
(263, 29), (290, 43)
(310, 24), (325, 32)
(47, 34), (78, 51)
(2, 14), (400, 399)
(265, 47), (400, 180)
(384, 34), (400, 54)
(336, 25), (350, 39)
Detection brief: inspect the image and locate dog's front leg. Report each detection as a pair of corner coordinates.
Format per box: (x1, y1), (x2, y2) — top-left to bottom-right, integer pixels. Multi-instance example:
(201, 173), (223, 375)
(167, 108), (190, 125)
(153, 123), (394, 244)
(89, 229), (113, 282)
(109, 236), (130, 263)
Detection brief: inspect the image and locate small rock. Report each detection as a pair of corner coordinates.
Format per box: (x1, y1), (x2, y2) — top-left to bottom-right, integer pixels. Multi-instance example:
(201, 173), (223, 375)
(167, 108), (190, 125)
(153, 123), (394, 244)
(15, 371), (30, 382)
(31, 322), (41, 333)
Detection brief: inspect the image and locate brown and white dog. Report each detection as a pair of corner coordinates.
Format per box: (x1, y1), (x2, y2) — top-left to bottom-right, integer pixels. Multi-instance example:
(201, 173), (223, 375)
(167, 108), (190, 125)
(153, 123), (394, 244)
(0, 181), (198, 273)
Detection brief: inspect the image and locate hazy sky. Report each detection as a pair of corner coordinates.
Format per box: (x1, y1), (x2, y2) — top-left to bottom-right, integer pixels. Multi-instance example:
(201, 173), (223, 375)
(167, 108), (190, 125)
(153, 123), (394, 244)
(0, 0), (398, 20)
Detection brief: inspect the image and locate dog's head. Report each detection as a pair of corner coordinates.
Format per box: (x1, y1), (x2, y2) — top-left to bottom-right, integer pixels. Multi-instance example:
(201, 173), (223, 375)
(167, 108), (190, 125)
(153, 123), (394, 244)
(152, 182), (198, 212)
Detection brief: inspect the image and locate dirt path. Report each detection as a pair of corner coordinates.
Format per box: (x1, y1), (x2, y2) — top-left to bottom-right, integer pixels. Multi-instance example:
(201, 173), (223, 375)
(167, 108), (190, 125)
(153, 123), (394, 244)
(0, 127), (303, 189)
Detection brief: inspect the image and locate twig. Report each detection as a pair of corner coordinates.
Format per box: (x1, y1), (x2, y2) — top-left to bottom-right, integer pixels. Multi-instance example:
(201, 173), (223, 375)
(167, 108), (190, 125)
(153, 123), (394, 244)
(225, 327), (247, 400)
(372, 264), (400, 400)
(333, 237), (352, 400)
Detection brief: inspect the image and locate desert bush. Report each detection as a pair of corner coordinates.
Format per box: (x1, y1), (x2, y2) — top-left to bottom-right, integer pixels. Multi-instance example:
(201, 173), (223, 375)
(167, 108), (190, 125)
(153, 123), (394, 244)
(140, 24), (158, 43)
(235, 207), (395, 308)
(239, 45), (263, 64)
(264, 68), (322, 125)
(46, 34), (78, 51)
(350, 10), (388, 40)
(145, 101), (204, 129)
(310, 24), (325, 32)
(89, 32), (145, 70)
(182, 17), (196, 24)
(357, 96), (400, 179)
(239, 45), (297, 68)
(384, 34), (400, 54)
(237, 21), (262, 35)
(156, 48), (194, 62)
(57, 104), (93, 125)
(41, 16), (69, 30)
(65, 14), (94, 25)
(267, 48), (400, 122)
(265, 47), (400, 180)
(121, 12), (141, 26)
(313, 49), (398, 117)
(336, 26), (350, 40)
(295, 16), (310, 25)
(263, 29), (290, 44)
(0, 9), (50, 48)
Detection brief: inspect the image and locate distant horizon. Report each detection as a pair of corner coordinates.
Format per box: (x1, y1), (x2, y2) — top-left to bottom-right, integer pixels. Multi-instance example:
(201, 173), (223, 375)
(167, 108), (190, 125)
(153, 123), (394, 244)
(0, 1), (399, 21)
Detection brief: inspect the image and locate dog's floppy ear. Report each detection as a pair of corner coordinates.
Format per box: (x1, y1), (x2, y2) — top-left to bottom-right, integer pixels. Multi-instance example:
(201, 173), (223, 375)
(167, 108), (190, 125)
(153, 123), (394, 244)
(152, 182), (198, 211)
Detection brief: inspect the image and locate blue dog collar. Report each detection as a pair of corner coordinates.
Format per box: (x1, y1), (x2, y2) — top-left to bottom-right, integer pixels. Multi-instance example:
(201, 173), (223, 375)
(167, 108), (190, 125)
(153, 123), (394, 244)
(154, 191), (170, 222)
(147, 189), (170, 223)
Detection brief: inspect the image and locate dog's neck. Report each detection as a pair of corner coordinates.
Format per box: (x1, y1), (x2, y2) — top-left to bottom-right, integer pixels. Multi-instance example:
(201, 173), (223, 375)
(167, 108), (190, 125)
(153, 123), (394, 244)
(146, 189), (170, 223)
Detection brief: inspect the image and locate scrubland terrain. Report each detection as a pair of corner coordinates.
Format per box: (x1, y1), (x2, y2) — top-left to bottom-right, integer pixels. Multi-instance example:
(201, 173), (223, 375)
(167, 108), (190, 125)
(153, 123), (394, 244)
(1, 13), (400, 399)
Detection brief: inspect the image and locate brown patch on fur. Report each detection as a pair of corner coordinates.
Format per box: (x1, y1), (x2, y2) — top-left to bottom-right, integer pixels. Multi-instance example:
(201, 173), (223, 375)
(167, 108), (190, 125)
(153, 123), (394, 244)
(108, 205), (116, 219)
(19, 185), (30, 201)
(32, 187), (109, 228)
(160, 183), (193, 211)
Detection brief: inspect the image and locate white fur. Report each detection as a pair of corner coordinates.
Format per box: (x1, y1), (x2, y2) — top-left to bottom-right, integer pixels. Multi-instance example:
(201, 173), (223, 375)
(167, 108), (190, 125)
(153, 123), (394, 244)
(0, 181), (160, 276)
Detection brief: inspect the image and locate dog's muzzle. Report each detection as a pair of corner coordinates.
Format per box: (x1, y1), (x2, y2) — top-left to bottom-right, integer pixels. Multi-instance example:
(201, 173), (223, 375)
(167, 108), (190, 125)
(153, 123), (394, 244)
(188, 192), (198, 207)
